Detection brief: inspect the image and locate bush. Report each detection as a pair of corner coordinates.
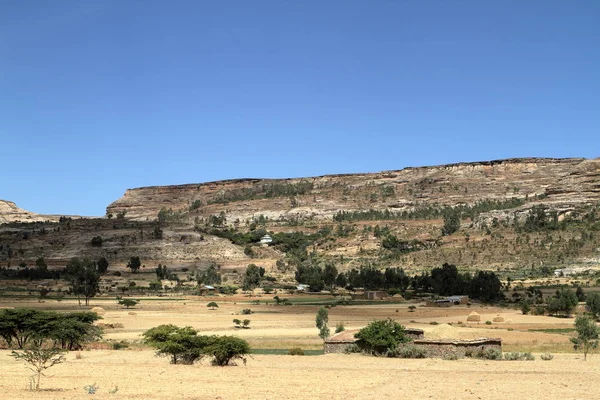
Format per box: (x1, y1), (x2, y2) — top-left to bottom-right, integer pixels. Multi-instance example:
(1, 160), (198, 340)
(335, 322), (345, 333)
(288, 347), (305, 356)
(480, 348), (502, 360)
(533, 305), (546, 315)
(504, 352), (535, 361)
(354, 319), (411, 355)
(442, 353), (459, 360)
(241, 309), (252, 315)
(90, 236), (103, 247)
(394, 344), (427, 358)
(541, 353), (554, 361)
(10, 347), (66, 391)
(112, 341), (129, 350)
(485, 321), (492, 325)
(343, 344), (362, 354)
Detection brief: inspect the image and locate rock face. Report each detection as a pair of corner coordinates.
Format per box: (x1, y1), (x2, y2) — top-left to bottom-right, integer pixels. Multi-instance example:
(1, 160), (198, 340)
(107, 157), (600, 222)
(0, 200), (60, 224)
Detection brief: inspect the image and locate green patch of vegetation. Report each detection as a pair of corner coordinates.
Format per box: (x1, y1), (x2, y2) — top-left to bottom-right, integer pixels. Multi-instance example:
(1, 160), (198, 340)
(250, 348), (324, 356)
(528, 328), (575, 334)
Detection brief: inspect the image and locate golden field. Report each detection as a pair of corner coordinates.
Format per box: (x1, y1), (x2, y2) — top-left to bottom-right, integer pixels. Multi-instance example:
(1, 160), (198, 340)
(1, 296), (598, 399)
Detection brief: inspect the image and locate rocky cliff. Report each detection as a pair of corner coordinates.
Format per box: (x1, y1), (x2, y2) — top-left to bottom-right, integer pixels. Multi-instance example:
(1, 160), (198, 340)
(0, 200), (60, 224)
(107, 157), (600, 223)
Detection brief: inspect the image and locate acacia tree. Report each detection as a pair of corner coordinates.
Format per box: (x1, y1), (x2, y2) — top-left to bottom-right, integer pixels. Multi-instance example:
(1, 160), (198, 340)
(142, 325), (210, 365)
(11, 347), (66, 391)
(571, 315), (599, 361)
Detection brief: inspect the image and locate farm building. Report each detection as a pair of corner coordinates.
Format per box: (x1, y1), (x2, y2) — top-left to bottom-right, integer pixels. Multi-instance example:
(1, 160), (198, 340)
(324, 326), (501, 358)
(426, 295), (469, 307)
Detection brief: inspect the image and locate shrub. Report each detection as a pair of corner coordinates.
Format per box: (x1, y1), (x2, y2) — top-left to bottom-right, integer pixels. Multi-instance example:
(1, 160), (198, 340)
(335, 322), (345, 333)
(504, 352), (535, 361)
(442, 352), (459, 360)
(541, 353), (554, 361)
(394, 344), (427, 358)
(112, 341), (129, 350)
(533, 305), (546, 315)
(408, 305), (416, 312)
(343, 344), (362, 354)
(430, 321), (439, 325)
(485, 321), (492, 325)
(90, 236), (103, 247)
(241, 309), (252, 315)
(480, 348), (502, 360)
(207, 302), (218, 310)
(10, 347), (66, 391)
(354, 319), (411, 355)
(288, 347), (305, 356)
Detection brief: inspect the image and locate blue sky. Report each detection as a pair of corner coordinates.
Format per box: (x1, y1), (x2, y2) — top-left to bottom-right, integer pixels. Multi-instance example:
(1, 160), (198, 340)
(1, 0), (599, 216)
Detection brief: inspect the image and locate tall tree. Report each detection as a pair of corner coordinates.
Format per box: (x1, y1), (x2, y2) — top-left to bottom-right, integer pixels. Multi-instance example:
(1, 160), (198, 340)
(571, 315), (599, 361)
(64, 258), (100, 306)
(127, 256), (142, 273)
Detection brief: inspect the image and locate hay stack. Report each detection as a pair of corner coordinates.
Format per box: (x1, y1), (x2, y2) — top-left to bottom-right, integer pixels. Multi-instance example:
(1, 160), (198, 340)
(466, 311), (481, 322)
(91, 307), (106, 316)
(492, 315), (505, 323)
(427, 323), (458, 339)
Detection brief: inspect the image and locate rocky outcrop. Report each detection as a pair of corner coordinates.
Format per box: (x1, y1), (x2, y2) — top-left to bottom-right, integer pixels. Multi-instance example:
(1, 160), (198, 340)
(107, 157), (600, 222)
(0, 200), (60, 224)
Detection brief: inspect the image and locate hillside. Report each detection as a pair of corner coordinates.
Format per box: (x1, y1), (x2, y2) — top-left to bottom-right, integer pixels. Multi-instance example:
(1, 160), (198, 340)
(0, 200), (60, 224)
(1, 157), (600, 278)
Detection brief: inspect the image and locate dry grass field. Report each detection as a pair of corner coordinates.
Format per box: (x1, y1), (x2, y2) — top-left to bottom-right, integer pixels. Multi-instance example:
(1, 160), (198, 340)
(1, 296), (599, 399)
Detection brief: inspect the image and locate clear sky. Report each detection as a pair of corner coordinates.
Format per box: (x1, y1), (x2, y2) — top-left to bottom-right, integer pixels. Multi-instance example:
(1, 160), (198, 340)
(1, 1), (599, 216)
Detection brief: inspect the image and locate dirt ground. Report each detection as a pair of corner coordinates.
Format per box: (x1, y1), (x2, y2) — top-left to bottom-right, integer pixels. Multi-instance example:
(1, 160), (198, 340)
(1, 296), (597, 399)
(1, 351), (599, 400)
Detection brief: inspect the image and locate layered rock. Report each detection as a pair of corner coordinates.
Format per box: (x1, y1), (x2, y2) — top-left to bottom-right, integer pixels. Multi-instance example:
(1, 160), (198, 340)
(0, 200), (60, 224)
(106, 157), (600, 222)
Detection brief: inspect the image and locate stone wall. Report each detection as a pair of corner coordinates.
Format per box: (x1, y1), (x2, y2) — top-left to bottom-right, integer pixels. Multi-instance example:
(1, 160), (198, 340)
(410, 338), (502, 358)
(324, 337), (502, 358)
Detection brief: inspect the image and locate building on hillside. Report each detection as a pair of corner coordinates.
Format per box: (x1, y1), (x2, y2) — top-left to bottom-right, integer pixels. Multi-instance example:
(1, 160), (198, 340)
(426, 295), (469, 307)
(260, 234), (273, 245)
(351, 290), (388, 300)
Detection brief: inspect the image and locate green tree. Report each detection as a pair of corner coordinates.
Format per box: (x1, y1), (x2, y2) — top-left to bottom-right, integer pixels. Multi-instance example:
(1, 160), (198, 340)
(64, 258), (100, 306)
(586, 292), (600, 320)
(315, 306), (329, 340)
(243, 264), (262, 291)
(205, 336), (250, 366)
(207, 302), (218, 310)
(96, 257), (109, 274)
(149, 281), (162, 292)
(441, 210), (460, 236)
(354, 319), (411, 355)
(119, 299), (139, 309)
(11, 347), (66, 391)
(520, 299), (531, 315)
(197, 263), (222, 285)
(127, 256), (142, 273)
(571, 315), (599, 360)
(547, 288), (579, 317)
(142, 325), (210, 365)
